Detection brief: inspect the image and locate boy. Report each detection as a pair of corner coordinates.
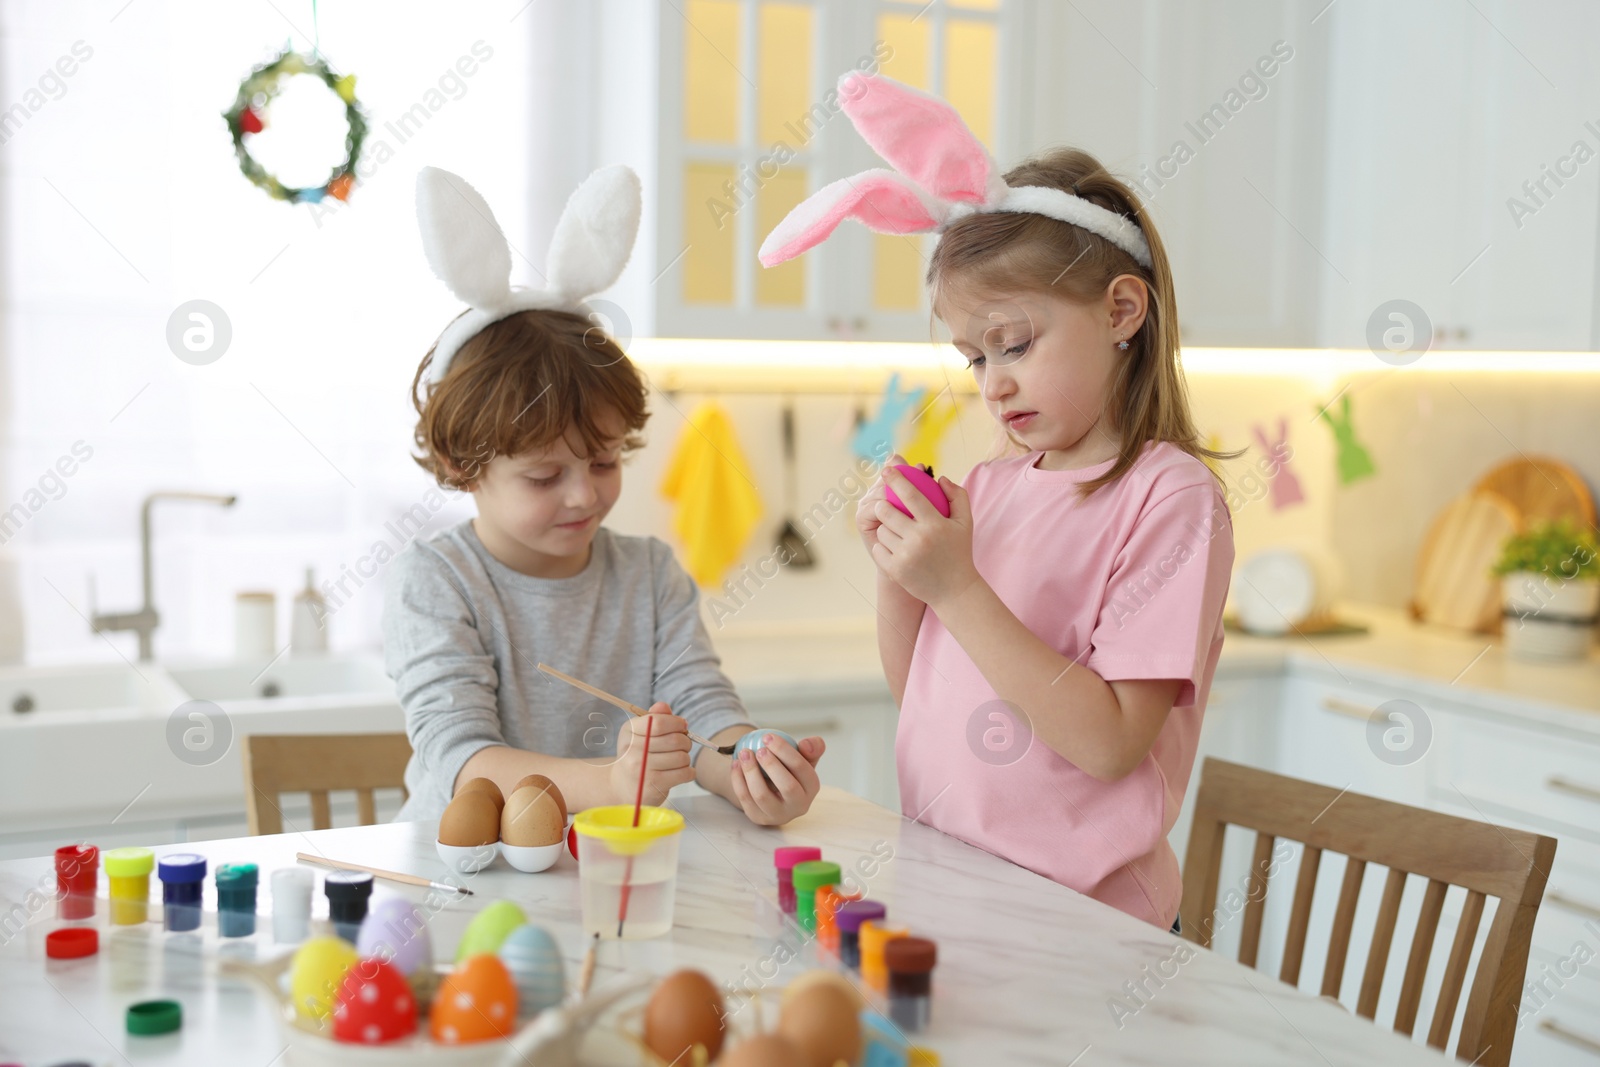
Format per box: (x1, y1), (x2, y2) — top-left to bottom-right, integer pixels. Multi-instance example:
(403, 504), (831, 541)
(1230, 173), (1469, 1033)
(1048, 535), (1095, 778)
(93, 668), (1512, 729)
(385, 307), (826, 827)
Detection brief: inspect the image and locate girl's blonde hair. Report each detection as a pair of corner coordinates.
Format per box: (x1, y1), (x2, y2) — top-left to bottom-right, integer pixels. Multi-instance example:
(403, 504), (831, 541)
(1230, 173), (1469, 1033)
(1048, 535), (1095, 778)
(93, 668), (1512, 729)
(928, 146), (1236, 497)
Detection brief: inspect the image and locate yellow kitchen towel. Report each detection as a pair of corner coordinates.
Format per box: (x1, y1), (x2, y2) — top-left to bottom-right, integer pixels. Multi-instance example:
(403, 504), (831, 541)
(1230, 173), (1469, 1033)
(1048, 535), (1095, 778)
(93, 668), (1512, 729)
(659, 401), (764, 587)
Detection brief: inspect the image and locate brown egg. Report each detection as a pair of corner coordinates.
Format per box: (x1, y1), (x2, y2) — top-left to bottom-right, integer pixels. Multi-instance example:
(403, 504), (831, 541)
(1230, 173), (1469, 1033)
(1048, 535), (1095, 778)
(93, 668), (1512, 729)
(780, 969), (863, 1012)
(456, 776), (505, 812)
(721, 1034), (807, 1067)
(512, 774), (567, 822)
(501, 785), (565, 847)
(644, 970), (726, 1064)
(778, 981), (861, 1067)
(438, 790), (500, 847)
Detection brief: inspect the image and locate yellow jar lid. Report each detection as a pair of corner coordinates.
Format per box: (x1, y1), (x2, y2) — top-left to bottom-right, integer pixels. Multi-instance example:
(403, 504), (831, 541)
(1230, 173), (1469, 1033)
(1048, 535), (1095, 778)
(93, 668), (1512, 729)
(573, 805), (684, 855)
(103, 847), (154, 877)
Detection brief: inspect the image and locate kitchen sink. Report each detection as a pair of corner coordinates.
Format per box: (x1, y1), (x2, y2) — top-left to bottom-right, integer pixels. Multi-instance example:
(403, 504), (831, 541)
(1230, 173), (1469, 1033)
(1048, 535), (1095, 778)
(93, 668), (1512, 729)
(163, 653), (396, 704)
(0, 662), (171, 717)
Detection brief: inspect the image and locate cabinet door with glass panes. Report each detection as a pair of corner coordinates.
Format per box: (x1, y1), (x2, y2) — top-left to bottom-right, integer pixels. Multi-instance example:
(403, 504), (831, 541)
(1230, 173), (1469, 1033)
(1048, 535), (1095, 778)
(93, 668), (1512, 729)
(655, 0), (1031, 341)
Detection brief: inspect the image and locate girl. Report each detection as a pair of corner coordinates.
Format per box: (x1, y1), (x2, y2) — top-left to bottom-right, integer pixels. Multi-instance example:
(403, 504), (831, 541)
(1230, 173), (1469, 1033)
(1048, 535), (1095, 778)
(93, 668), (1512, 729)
(760, 75), (1235, 931)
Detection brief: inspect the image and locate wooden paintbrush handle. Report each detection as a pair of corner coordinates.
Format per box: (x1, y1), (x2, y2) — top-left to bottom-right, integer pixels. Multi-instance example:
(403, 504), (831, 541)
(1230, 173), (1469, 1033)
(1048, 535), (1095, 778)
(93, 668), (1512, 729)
(537, 662), (722, 749)
(297, 853), (436, 890)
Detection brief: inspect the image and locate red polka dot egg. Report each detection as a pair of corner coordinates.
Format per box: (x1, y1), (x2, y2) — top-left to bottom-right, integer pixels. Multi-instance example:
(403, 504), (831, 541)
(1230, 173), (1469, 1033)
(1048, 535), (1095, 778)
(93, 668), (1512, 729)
(430, 954), (519, 1044)
(332, 958), (416, 1045)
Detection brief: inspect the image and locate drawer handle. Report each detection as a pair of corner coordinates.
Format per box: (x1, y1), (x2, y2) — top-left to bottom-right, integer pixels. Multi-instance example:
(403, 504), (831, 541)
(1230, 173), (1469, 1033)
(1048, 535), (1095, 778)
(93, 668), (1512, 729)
(1541, 1018), (1600, 1057)
(1548, 891), (1600, 922)
(1320, 697), (1372, 720)
(1547, 776), (1600, 805)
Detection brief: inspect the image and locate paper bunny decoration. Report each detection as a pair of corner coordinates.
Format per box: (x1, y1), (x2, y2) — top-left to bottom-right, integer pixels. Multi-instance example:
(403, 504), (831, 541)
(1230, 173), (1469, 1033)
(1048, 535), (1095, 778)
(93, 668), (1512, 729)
(852, 373), (925, 462)
(758, 73), (1152, 270)
(416, 164), (641, 384)
(902, 394), (961, 471)
(1317, 394), (1377, 485)
(1251, 418), (1305, 511)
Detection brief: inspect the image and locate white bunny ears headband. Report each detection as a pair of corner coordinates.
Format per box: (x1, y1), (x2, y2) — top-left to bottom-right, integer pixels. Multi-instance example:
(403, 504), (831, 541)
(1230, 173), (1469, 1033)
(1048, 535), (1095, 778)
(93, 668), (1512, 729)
(759, 73), (1152, 271)
(416, 164), (642, 384)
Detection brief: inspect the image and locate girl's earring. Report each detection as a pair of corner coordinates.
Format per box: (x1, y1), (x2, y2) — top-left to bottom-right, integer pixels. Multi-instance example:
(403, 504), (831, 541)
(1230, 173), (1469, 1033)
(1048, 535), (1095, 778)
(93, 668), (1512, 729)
(1116, 339), (1130, 350)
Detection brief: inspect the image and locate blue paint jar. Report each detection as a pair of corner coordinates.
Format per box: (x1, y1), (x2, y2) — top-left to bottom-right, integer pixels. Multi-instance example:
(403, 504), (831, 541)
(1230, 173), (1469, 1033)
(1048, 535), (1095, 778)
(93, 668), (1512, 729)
(157, 854), (207, 932)
(215, 863), (258, 937)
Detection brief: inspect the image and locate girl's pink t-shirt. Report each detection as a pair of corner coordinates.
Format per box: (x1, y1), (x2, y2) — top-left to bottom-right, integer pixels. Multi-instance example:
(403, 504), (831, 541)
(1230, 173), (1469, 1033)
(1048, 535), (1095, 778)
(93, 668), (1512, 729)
(896, 441), (1234, 929)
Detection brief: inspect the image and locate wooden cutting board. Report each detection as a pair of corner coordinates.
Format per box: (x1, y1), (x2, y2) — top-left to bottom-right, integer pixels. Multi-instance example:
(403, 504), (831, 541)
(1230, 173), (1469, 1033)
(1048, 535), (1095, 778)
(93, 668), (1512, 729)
(1473, 456), (1596, 527)
(1410, 489), (1521, 633)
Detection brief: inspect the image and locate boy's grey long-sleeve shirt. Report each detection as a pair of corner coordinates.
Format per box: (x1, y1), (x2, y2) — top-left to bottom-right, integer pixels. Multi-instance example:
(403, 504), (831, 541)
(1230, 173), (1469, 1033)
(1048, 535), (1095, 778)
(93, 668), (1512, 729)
(383, 519), (755, 825)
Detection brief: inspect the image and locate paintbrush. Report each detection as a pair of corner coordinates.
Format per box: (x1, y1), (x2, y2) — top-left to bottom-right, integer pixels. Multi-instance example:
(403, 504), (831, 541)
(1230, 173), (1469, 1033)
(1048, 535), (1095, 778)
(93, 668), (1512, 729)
(536, 663), (737, 755)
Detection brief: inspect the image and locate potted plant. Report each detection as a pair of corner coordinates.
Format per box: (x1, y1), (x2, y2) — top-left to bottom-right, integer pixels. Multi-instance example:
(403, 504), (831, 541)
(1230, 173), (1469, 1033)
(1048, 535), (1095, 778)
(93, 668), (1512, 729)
(1492, 519), (1600, 660)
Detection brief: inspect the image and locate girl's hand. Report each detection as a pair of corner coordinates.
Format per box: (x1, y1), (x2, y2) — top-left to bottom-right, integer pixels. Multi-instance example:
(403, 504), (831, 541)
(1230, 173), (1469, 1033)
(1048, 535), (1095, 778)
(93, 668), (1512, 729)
(729, 732), (827, 827)
(608, 703), (696, 805)
(855, 453), (906, 554)
(870, 470), (979, 612)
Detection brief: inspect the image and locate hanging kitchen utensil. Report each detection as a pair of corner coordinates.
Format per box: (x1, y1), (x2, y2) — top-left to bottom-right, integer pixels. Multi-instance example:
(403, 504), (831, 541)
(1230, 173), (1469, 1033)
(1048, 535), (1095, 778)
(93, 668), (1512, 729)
(774, 401), (816, 568)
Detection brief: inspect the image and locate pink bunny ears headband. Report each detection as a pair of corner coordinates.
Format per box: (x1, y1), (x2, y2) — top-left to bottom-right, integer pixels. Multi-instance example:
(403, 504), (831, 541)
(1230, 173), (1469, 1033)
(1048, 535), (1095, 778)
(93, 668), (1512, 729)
(758, 73), (1152, 272)
(416, 164), (642, 384)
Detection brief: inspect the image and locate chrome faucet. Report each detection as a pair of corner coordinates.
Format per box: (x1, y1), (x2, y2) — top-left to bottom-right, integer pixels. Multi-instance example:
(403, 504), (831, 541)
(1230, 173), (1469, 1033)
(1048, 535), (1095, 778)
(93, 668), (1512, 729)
(90, 491), (238, 660)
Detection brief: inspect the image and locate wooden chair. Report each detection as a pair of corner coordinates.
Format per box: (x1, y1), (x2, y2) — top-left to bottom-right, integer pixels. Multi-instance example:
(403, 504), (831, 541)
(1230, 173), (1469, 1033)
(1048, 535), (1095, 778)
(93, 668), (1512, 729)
(1180, 757), (1556, 1067)
(242, 733), (412, 835)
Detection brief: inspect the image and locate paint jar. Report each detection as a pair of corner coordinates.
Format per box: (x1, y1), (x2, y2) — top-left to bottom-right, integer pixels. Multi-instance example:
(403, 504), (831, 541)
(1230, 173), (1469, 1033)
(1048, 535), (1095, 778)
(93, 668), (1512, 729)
(323, 870), (374, 943)
(55, 845), (99, 920)
(271, 868), (314, 944)
(215, 863), (258, 938)
(790, 860), (840, 935)
(886, 937), (937, 1033)
(835, 900), (887, 970)
(860, 920), (909, 994)
(816, 883), (861, 956)
(157, 854), (207, 932)
(104, 847), (155, 925)
(773, 847), (821, 915)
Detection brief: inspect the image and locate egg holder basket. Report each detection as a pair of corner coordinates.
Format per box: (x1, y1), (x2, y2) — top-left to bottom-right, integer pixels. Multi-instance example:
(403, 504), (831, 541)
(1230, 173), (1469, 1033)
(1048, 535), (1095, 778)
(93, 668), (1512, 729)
(437, 815), (574, 875)
(225, 949), (654, 1067)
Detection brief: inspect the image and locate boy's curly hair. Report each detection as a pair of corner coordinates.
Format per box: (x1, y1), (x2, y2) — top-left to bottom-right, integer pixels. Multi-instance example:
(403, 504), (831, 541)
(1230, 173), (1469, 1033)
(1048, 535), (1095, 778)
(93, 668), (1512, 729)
(410, 309), (649, 492)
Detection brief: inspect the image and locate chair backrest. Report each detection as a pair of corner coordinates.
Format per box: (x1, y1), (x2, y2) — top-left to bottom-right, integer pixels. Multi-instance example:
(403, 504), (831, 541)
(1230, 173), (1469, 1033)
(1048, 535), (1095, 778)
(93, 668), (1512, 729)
(241, 733), (412, 835)
(1180, 757), (1556, 1067)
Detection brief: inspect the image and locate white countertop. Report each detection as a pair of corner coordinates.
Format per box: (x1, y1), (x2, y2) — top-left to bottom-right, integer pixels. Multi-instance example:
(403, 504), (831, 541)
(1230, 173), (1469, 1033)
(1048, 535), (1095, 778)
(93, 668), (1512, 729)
(715, 602), (1600, 730)
(0, 786), (1453, 1065)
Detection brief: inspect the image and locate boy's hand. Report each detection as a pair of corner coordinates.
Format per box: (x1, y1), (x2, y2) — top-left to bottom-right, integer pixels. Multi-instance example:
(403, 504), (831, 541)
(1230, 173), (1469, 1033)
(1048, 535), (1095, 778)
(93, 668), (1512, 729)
(729, 732), (826, 827)
(855, 453), (906, 555)
(871, 469), (978, 612)
(609, 703), (696, 805)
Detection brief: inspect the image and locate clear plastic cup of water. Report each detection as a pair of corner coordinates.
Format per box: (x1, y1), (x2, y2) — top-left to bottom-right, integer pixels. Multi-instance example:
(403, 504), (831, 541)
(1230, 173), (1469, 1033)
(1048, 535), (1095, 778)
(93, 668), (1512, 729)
(573, 805), (685, 940)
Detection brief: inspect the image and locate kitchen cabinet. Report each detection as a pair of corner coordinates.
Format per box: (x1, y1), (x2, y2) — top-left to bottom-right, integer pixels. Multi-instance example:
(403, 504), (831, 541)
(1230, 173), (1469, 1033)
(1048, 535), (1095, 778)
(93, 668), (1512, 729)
(1313, 0), (1600, 352)
(643, 0), (1031, 341)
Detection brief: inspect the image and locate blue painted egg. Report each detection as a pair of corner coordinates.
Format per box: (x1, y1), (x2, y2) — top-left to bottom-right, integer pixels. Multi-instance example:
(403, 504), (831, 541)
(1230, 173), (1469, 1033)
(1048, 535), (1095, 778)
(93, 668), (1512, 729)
(734, 728), (799, 758)
(497, 924), (565, 1017)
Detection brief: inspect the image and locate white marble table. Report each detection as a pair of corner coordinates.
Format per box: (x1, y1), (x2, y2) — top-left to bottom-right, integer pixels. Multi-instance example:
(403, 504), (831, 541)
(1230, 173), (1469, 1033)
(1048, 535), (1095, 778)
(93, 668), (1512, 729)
(0, 786), (1451, 1065)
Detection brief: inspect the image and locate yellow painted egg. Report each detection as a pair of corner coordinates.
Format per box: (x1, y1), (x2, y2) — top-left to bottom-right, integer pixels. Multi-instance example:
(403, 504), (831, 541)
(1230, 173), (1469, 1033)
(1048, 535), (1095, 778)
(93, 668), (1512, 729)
(291, 936), (360, 1026)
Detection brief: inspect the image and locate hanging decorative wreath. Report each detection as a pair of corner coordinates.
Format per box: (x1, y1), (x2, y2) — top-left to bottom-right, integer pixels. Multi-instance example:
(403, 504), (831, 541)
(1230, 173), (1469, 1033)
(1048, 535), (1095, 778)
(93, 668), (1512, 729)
(222, 47), (367, 204)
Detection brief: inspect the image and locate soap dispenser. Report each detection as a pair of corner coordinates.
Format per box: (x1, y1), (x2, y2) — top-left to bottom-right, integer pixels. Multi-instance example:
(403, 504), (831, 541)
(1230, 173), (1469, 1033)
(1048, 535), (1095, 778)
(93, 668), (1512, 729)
(289, 567), (329, 655)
